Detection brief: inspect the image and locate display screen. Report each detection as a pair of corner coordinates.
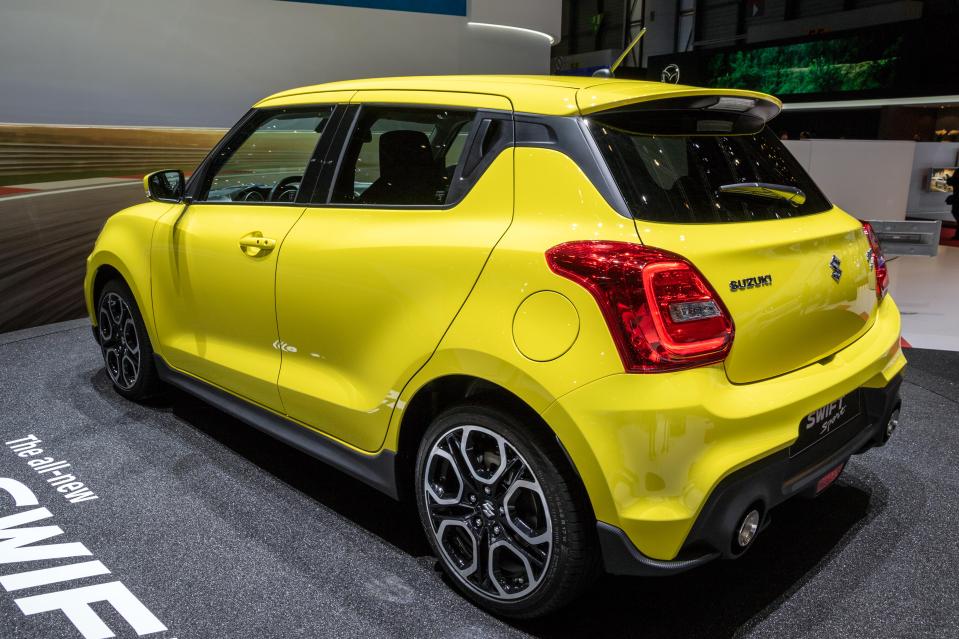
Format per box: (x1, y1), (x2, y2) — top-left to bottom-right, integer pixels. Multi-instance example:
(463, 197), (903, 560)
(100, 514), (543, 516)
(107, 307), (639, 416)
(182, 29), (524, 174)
(929, 168), (957, 193)
(705, 33), (902, 95)
(642, 20), (959, 103)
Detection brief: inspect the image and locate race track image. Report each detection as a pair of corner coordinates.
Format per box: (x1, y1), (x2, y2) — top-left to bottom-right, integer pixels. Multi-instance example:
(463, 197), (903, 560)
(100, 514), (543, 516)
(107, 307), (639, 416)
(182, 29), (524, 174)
(0, 124), (221, 332)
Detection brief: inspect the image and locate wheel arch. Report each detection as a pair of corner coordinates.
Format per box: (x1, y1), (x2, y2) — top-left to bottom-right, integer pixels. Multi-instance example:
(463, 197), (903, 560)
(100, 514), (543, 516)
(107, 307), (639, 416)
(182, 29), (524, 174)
(86, 252), (158, 350)
(91, 264), (124, 314)
(392, 373), (597, 524)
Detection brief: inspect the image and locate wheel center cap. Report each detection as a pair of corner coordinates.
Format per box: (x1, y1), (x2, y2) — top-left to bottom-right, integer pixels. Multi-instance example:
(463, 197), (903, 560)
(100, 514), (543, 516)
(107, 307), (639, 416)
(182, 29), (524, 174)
(481, 501), (495, 518)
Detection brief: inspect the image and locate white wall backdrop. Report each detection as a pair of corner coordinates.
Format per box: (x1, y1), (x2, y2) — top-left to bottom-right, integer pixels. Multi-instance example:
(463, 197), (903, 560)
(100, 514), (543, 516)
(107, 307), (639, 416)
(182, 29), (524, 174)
(784, 140), (915, 221)
(784, 139), (958, 222)
(0, 0), (560, 127)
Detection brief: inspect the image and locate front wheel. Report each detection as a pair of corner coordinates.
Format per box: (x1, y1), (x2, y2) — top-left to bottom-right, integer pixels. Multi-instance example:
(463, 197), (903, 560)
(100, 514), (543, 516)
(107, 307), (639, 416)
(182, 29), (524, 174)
(96, 279), (161, 401)
(414, 404), (597, 618)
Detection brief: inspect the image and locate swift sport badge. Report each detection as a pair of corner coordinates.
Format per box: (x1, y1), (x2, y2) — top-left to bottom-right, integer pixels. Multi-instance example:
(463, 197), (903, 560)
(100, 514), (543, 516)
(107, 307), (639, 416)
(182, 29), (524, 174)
(729, 274), (773, 292)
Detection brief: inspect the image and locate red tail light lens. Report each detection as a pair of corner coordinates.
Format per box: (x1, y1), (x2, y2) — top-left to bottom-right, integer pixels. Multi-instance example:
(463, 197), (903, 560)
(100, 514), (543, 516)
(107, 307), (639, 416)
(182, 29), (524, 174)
(861, 222), (888, 300)
(546, 241), (734, 372)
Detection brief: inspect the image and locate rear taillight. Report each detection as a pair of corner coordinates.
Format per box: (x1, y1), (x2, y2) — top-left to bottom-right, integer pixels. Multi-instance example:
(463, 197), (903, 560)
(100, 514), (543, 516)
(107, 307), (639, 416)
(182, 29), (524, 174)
(861, 222), (888, 300)
(545, 241), (734, 373)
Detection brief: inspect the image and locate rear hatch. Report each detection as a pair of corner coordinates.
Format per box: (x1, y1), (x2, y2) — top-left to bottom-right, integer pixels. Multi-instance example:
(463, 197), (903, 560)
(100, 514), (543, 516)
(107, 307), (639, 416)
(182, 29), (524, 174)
(585, 91), (877, 383)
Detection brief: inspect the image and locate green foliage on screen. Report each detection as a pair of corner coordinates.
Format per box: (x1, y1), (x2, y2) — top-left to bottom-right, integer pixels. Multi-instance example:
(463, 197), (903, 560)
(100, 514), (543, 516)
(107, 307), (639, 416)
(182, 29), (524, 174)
(706, 35), (902, 95)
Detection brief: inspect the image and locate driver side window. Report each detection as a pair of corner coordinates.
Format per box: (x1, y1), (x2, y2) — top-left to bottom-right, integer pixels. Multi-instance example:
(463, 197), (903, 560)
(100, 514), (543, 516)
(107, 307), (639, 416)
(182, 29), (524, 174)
(198, 108), (333, 203)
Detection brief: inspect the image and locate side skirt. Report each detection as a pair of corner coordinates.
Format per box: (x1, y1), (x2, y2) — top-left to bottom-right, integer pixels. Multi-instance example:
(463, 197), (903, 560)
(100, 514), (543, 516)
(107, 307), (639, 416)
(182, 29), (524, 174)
(153, 355), (399, 499)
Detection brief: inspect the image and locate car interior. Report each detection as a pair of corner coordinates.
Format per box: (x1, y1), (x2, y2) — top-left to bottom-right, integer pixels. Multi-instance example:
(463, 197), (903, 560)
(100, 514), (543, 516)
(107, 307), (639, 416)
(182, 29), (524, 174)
(332, 108), (475, 206)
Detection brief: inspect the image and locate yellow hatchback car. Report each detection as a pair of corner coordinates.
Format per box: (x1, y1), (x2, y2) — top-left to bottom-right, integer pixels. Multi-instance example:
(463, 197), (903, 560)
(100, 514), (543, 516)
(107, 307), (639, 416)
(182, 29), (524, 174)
(85, 75), (905, 617)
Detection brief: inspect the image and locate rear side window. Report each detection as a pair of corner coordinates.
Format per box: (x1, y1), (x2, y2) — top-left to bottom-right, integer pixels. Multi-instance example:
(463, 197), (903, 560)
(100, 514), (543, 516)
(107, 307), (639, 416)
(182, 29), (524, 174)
(332, 107), (475, 206)
(588, 114), (831, 223)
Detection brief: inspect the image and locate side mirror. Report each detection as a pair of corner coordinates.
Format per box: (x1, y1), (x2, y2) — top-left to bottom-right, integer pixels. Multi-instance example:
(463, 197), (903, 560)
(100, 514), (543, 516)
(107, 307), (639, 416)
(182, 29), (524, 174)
(144, 170), (185, 203)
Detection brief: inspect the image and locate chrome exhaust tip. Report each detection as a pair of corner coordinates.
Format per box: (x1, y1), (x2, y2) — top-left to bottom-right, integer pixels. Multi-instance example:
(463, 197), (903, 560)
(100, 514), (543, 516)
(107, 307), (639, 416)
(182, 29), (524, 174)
(736, 509), (761, 549)
(885, 408), (900, 439)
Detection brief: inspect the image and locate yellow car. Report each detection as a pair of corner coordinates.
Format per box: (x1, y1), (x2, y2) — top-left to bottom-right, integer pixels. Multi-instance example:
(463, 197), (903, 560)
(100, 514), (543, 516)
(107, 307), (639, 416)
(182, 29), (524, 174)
(85, 75), (905, 617)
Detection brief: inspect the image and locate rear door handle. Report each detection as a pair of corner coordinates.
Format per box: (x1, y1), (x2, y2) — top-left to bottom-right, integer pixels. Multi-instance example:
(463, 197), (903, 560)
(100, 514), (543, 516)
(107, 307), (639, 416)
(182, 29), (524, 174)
(239, 232), (276, 256)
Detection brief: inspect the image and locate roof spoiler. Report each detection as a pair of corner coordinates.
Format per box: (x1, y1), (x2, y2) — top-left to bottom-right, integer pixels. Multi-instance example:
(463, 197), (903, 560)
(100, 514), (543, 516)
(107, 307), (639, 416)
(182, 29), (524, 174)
(581, 89), (783, 134)
(587, 94), (782, 135)
(624, 94), (780, 122)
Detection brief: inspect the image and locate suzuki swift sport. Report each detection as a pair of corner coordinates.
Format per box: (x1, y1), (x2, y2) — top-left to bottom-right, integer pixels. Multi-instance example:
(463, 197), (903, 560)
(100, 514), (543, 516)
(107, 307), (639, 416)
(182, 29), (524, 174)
(85, 76), (905, 617)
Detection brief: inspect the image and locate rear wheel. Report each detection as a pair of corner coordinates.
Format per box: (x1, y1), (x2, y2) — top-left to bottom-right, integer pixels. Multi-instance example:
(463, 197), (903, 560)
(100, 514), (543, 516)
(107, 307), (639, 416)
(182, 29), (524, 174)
(96, 279), (161, 401)
(414, 403), (597, 618)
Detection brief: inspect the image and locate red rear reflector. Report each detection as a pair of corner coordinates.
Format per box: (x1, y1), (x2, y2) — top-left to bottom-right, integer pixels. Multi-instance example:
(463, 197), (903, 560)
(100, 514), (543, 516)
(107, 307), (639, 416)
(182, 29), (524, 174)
(861, 222), (888, 300)
(816, 463), (845, 494)
(546, 241), (734, 373)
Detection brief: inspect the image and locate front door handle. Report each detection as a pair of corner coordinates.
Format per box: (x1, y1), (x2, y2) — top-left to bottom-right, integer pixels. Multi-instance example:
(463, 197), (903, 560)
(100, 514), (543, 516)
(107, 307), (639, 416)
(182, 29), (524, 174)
(239, 232), (276, 257)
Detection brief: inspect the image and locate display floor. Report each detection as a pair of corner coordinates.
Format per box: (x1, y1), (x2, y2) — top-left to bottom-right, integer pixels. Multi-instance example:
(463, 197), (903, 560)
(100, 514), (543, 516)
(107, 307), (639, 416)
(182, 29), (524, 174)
(0, 320), (957, 638)
(888, 245), (959, 351)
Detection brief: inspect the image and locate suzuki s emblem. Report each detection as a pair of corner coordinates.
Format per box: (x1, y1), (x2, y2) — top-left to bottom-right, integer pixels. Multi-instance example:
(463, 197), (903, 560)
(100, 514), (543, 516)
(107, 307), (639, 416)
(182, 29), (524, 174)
(829, 255), (842, 282)
(482, 501), (496, 518)
(661, 64), (681, 84)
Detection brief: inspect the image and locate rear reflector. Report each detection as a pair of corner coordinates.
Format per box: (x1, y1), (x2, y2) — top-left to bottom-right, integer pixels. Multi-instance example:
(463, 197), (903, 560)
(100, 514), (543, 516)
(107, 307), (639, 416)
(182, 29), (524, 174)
(816, 463), (845, 494)
(546, 241), (734, 373)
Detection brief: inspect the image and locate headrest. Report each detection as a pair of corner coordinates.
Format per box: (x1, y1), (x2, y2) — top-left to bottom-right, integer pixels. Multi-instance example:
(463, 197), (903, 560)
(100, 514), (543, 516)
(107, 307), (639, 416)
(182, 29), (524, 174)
(379, 130), (433, 178)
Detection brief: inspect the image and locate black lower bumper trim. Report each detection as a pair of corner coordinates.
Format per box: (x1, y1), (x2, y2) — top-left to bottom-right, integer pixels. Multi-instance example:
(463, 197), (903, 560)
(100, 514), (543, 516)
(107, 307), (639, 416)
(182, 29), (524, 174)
(597, 521), (720, 576)
(599, 374), (903, 576)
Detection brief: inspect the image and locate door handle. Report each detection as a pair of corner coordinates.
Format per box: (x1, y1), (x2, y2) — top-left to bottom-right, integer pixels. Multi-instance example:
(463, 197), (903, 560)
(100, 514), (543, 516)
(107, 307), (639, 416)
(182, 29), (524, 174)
(239, 232), (276, 257)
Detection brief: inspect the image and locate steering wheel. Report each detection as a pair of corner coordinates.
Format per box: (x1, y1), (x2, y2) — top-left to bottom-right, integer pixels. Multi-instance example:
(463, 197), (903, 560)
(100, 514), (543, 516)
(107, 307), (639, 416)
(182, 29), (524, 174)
(270, 175), (302, 203)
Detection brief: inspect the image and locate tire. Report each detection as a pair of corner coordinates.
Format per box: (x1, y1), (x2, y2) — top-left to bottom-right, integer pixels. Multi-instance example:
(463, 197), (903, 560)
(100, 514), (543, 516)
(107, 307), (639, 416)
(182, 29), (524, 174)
(414, 403), (597, 618)
(95, 279), (161, 401)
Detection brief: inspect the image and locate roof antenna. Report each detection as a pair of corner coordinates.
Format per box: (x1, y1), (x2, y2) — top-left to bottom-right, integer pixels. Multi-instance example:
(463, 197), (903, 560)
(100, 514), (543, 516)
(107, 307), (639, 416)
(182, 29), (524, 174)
(593, 27), (647, 78)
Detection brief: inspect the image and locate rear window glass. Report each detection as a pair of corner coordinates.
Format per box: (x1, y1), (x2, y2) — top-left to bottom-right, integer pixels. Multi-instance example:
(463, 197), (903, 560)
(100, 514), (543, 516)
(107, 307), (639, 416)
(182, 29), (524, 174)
(588, 114), (831, 223)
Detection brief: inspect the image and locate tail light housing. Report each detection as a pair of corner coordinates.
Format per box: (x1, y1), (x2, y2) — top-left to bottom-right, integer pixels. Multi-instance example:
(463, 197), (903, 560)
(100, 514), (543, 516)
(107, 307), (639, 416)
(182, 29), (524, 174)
(861, 222), (888, 300)
(546, 241), (734, 373)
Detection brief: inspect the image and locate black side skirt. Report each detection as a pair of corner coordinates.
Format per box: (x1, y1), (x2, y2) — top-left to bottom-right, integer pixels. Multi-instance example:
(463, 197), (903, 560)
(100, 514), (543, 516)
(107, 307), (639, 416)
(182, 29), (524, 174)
(153, 355), (399, 500)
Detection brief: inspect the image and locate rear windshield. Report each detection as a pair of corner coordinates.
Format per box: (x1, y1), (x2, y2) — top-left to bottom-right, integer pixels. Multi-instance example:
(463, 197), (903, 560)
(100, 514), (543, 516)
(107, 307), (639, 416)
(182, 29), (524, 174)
(588, 113), (831, 223)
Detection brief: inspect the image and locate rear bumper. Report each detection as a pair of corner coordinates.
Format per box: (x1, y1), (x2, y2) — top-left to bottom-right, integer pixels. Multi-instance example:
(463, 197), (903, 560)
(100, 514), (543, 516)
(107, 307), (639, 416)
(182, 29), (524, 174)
(541, 295), (906, 566)
(596, 374), (902, 576)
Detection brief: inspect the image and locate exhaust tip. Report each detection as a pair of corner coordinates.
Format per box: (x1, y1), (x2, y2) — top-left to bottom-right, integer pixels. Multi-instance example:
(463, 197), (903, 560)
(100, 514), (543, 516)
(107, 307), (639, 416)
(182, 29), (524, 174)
(886, 408), (900, 439)
(736, 509), (761, 549)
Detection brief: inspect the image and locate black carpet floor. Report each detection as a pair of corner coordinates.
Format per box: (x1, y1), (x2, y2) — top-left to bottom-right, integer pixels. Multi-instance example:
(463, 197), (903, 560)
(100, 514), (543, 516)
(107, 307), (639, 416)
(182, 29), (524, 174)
(0, 320), (956, 638)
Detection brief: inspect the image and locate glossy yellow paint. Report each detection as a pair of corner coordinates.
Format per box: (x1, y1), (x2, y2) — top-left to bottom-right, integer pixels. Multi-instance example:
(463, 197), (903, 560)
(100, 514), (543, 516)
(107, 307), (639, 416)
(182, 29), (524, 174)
(256, 75), (776, 117)
(84, 202), (176, 347)
(85, 77), (904, 565)
(382, 147), (644, 524)
(150, 203), (306, 411)
(350, 90), (511, 111)
(542, 296), (904, 560)
(512, 291), (580, 362)
(255, 89), (356, 109)
(273, 150), (514, 452)
(637, 208), (878, 383)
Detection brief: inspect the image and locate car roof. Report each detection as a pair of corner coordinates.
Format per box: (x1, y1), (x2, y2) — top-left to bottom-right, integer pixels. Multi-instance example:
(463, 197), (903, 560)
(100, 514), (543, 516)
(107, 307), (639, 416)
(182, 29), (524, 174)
(254, 75), (781, 117)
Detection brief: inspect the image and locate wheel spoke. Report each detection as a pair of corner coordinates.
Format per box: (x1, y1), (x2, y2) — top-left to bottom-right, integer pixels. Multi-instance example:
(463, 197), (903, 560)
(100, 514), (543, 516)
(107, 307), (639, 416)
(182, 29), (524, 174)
(503, 479), (552, 546)
(487, 538), (540, 599)
(436, 518), (480, 578)
(424, 446), (465, 506)
(104, 347), (121, 385)
(122, 318), (139, 354)
(459, 426), (508, 486)
(120, 351), (139, 388)
(108, 294), (124, 325)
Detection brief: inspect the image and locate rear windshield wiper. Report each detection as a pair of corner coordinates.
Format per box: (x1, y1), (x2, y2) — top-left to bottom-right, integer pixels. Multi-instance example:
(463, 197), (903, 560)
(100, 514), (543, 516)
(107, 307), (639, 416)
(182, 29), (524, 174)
(718, 182), (806, 207)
